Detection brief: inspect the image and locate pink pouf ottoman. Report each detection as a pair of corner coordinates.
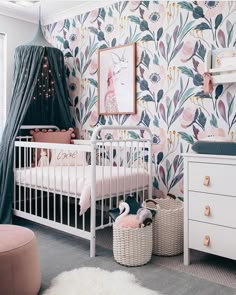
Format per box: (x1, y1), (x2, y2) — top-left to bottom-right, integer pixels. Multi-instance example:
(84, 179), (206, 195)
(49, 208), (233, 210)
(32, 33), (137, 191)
(0, 225), (41, 295)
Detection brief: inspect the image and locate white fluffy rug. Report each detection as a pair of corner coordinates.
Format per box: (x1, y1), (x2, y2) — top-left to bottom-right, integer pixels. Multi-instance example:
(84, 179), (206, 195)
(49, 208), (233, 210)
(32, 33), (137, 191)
(43, 267), (160, 295)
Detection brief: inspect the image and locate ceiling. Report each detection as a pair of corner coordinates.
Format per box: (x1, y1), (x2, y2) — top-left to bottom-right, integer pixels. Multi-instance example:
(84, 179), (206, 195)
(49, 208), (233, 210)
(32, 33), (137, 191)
(0, 0), (120, 24)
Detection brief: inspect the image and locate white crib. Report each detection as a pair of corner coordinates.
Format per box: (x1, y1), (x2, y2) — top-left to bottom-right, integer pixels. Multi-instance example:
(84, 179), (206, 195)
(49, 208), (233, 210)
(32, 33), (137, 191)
(13, 125), (153, 257)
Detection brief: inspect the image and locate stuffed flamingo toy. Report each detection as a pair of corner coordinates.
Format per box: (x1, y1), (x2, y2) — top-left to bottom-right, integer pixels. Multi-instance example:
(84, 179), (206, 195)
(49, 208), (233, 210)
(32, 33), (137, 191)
(115, 201), (140, 229)
(115, 201), (153, 229)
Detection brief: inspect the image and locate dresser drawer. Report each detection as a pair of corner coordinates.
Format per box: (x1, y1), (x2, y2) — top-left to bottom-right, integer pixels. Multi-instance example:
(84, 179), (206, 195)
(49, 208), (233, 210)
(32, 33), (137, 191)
(189, 192), (236, 228)
(189, 220), (236, 260)
(188, 162), (236, 196)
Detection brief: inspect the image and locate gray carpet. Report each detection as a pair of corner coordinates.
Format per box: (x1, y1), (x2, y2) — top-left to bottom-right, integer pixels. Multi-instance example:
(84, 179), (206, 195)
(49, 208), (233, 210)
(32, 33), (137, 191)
(14, 217), (236, 295)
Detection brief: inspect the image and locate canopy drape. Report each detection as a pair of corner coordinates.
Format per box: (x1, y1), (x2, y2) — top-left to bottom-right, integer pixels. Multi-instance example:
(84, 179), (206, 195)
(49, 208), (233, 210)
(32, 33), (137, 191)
(0, 45), (72, 223)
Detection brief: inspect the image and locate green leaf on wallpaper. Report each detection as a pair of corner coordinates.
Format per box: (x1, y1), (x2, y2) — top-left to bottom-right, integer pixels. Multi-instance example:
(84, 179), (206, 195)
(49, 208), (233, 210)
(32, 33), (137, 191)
(128, 16), (141, 25)
(56, 36), (64, 44)
(178, 2), (193, 12)
(108, 7), (113, 17)
(89, 96), (97, 109)
(142, 35), (154, 41)
(99, 44), (108, 49)
(215, 14), (223, 30)
(66, 67), (70, 78)
(179, 21), (195, 41)
(98, 31), (105, 41)
(140, 80), (149, 91)
(128, 131), (140, 139)
(180, 87), (195, 105)
(72, 68), (76, 77)
(88, 78), (98, 88)
(74, 47), (79, 57)
(210, 114), (218, 128)
(179, 66), (194, 78)
(215, 84), (223, 99)
(197, 42), (206, 60)
(140, 20), (149, 31)
(157, 89), (163, 102)
(153, 54), (159, 65)
(193, 73), (203, 86)
(99, 115), (106, 125)
(99, 8), (106, 20)
(143, 53), (150, 69)
(142, 95), (154, 102)
(195, 22), (211, 30)
(142, 1), (150, 9)
(178, 132), (194, 145)
(72, 19), (76, 28)
(226, 20), (234, 46)
(64, 19), (70, 30)
(64, 40), (69, 49)
(197, 109), (206, 129)
(153, 177), (159, 190)
(153, 115), (159, 127)
(108, 117), (113, 125)
(111, 38), (116, 47)
(88, 27), (98, 35)
(156, 27), (163, 41)
(193, 7), (204, 19)
(65, 52), (73, 58)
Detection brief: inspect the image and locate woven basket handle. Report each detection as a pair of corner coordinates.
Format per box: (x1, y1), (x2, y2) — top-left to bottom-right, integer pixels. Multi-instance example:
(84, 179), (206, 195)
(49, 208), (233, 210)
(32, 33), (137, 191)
(145, 199), (159, 205)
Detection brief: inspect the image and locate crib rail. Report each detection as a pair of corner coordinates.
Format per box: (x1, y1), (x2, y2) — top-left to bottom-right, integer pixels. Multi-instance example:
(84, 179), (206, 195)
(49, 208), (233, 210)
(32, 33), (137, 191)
(13, 125), (153, 257)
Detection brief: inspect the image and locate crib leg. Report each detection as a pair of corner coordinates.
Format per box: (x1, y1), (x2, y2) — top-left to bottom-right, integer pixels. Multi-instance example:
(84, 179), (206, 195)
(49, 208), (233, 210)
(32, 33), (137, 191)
(90, 234), (96, 257)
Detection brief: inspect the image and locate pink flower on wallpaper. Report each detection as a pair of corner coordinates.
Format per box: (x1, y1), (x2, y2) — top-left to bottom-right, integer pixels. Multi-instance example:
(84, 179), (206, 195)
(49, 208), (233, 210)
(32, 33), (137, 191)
(129, 1), (140, 11)
(197, 1), (225, 18)
(90, 110), (99, 127)
(144, 4), (165, 31)
(88, 9), (99, 23)
(100, 16), (119, 43)
(67, 76), (80, 99)
(180, 107), (197, 128)
(152, 128), (166, 154)
(68, 27), (80, 51)
(89, 56), (98, 75)
(198, 128), (226, 140)
(100, 129), (118, 140)
(180, 40), (196, 62)
(143, 65), (166, 93)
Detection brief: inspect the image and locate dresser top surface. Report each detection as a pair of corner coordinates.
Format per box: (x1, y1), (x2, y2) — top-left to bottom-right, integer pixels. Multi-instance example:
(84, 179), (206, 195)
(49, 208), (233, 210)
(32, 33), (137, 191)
(182, 152), (236, 162)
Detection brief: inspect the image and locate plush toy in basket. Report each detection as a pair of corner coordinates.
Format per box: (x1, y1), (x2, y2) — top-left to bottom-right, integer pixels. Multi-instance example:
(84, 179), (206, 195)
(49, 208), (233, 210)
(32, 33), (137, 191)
(143, 197), (184, 256)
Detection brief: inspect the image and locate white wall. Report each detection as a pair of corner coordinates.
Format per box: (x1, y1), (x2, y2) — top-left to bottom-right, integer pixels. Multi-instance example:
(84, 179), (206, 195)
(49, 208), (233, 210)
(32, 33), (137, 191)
(0, 15), (37, 111)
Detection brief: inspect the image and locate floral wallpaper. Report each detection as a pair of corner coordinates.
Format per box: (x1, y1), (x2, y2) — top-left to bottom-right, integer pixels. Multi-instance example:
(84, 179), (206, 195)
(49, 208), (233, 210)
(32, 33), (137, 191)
(44, 1), (236, 199)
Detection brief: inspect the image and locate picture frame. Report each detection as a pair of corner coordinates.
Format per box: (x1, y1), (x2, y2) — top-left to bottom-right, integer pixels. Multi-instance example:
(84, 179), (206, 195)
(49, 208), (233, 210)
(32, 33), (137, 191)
(98, 43), (136, 115)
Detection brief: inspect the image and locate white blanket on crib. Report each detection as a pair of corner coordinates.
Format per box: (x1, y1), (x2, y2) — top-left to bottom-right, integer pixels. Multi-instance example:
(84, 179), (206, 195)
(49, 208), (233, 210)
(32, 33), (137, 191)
(15, 166), (149, 215)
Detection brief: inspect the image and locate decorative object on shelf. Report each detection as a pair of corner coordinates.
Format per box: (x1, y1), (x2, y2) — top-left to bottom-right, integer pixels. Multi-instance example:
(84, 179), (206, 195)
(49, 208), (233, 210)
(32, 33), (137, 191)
(98, 43), (136, 115)
(205, 48), (236, 85)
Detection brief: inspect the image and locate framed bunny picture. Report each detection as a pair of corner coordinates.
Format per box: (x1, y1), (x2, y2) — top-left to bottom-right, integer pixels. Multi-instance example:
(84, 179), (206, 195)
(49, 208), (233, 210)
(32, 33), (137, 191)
(98, 43), (136, 115)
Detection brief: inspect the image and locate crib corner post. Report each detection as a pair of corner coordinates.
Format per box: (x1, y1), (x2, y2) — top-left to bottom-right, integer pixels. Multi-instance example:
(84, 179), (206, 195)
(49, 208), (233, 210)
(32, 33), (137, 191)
(90, 141), (97, 258)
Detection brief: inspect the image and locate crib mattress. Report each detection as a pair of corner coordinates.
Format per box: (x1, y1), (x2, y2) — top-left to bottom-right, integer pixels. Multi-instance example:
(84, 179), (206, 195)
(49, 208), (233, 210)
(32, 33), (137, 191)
(15, 165), (149, 215)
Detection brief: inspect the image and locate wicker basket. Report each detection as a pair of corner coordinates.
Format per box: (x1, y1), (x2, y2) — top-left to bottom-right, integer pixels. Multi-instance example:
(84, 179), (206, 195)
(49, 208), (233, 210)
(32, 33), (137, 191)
(113, 223), (153, 266)
(144, 198), (183, 256)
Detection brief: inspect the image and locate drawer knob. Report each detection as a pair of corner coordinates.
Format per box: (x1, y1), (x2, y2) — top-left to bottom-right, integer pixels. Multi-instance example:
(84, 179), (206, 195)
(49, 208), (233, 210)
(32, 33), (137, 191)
(204, 235), (210, 247)
(204, 205), (210, 216)
(203, 176), (210, 186)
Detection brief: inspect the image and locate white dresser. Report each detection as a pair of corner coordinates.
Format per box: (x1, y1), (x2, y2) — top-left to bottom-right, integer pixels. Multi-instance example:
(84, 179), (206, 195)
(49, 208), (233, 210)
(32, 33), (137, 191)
(183, 153), (236, 265)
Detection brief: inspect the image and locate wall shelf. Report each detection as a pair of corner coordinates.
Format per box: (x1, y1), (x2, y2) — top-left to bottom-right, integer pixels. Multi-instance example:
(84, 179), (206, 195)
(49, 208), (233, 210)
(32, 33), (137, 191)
(205, 48), (236, 85)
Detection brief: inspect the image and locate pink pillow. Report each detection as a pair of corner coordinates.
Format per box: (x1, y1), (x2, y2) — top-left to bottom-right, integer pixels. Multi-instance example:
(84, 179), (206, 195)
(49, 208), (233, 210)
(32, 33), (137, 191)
(50, 150), (87, 166)
(30, 128), (75, 165)
(31, 129), (74, 144)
